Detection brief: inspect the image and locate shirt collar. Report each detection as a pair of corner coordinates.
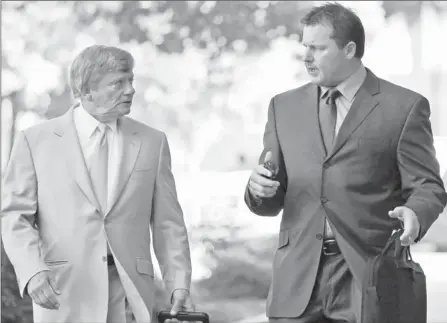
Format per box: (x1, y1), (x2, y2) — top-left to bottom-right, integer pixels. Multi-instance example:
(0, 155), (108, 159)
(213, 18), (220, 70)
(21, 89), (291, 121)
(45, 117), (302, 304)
(76, 103), (118, 140)
(319, 64), (367, 102)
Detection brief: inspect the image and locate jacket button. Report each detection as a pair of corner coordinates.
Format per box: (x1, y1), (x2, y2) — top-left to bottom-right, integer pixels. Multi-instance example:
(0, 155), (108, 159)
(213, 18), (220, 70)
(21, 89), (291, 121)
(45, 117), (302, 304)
(316, 233), (324, 240)
(321, 197), (328, 204)
(102, 256), (107, 262)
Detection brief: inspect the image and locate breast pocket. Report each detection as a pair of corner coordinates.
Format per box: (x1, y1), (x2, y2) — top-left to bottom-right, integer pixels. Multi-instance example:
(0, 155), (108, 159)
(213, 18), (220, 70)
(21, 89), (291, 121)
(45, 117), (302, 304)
(44, 260), (69, 266)
(355, 136), (389, 155)
(352, 136), (395, 179)
(130, 166), (155, 181)
(353, 135), (392, 163)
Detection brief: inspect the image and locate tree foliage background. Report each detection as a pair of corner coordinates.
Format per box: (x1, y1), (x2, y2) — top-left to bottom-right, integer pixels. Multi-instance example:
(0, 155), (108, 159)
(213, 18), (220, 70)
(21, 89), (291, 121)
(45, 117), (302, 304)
(2, 1), (447, 322)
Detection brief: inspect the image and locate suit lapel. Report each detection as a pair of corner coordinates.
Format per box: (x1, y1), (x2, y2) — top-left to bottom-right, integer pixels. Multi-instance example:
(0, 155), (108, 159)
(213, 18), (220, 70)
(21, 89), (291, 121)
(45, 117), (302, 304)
(325, 69), (380, 160)
(302, 84), (327, 159)
(55, 106), (100, 211)
(105, 117), (141, 216)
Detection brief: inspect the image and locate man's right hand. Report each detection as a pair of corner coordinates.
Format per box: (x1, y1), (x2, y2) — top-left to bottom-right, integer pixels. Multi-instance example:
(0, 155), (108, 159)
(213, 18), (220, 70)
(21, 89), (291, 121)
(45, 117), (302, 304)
(27, 270), (61, 310)
(248, 151), (280, 199)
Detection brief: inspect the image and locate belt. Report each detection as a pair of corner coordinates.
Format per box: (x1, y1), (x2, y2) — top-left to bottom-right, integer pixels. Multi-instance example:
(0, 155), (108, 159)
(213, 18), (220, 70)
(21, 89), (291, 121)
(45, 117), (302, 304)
(322, 238), (341, 256)
(107, 254), (115, 266)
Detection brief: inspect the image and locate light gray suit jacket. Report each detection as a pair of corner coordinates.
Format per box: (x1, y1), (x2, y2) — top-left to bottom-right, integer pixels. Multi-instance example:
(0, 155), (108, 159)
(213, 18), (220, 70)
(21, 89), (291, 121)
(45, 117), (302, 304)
(1, 107), (191, 322)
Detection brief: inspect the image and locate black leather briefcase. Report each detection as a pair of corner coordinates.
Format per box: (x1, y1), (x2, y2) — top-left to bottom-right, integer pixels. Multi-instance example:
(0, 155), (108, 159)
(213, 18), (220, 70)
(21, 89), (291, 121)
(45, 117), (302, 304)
(361, 229), (427, 323)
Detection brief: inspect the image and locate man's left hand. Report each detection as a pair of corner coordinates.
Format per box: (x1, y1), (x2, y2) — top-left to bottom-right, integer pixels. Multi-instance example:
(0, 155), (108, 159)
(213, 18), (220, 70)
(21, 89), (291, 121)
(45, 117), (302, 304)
(388, 206), (421, 246)
(164, 289), (195, 323)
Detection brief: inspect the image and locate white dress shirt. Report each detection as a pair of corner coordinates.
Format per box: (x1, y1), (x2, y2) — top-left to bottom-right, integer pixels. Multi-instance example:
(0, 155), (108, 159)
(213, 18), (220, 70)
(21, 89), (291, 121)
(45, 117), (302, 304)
(320, 64), (367, 238)
(73, 104), (122, 208)
(320, 64), (368, 136)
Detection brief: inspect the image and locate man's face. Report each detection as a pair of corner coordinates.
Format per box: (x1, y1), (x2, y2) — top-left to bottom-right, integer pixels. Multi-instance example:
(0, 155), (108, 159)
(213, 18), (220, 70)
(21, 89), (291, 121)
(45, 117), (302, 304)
(302, 24), (349, 87)
(83, 71), (135, 123)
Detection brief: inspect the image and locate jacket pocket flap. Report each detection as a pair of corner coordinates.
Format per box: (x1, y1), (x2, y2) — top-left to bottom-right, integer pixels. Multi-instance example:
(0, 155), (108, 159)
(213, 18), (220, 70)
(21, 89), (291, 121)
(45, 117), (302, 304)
(134, 167), (153, 172)
(136, 257), (154, 276)
(278, 230), (289, 249)
(44, 260), (68, 266)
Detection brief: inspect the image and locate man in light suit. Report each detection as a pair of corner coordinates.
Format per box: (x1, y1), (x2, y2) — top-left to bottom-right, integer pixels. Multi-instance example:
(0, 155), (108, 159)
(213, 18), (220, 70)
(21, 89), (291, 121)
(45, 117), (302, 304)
(1, 45), (194, 323)
(245, 3), (447, 323)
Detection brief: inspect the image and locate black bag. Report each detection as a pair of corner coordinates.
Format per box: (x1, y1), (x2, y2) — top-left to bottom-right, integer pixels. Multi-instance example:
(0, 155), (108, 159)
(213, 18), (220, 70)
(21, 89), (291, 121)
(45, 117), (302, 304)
(361, 229), (427, 323)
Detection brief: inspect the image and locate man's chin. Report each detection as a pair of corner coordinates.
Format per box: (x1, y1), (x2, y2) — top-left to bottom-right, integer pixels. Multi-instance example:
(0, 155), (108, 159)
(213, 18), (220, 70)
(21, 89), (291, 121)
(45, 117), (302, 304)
(308, 74), (322, 85)
(309, 77), (333, 87)
(121, 106), (131, 116)
(309, 79), (323, 86)
(95, 111), (130, 123)
(120, 102), (132, 111)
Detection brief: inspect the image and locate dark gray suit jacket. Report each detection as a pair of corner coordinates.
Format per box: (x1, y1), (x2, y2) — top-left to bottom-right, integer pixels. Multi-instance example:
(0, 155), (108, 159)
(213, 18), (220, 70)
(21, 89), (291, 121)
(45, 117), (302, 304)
(245, 69), (447, 318)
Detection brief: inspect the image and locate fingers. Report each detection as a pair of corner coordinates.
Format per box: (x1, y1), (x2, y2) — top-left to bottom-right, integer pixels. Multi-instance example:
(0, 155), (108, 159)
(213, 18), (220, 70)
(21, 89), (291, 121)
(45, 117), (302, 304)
(48, 276), (61, 295)
(249, 165), (280, 198)
(30, 286), (59, 310)
(400, 220), (417, 246)
(167, 300), (182, 323)
(264, 151), (272, 163)
(249, 181), (278, 199)
(183, 297), (195, 312)
(41, 286), (60, 309)
(29, 275), (60, 310)
(256, 163), (274, 179)
(388, 207), (404, 220)
(388, 207), (419, 246)
(400, 233), (414, 246)
(170, 300), (182, 316)
(30, 292), (46, 309)
(167, 296), (195, 323)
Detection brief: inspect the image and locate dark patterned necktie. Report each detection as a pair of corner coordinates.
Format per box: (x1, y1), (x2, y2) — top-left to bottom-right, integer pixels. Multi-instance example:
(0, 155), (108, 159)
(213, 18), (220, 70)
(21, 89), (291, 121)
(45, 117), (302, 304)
(319, 88), (341, 153)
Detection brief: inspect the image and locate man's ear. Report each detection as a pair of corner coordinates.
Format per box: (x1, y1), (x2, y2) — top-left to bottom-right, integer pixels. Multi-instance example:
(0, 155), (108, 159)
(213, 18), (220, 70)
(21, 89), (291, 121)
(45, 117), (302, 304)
(344, 41), (356, 59)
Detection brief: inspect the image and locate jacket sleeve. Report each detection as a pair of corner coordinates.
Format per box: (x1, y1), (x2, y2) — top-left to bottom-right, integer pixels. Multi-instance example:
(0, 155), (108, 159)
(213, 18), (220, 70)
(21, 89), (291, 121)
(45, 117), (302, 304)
(150, 133), (192, 299)
(244, 97), (288, 217)
(1, 131), (49, 297)
(398, 96), (447, 240)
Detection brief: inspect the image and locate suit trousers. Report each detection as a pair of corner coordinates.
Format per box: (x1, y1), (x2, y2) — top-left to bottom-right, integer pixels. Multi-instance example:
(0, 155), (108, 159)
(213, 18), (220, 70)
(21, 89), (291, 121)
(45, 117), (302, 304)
(107, 264), (128, 323)
(269, 253), (360, 323)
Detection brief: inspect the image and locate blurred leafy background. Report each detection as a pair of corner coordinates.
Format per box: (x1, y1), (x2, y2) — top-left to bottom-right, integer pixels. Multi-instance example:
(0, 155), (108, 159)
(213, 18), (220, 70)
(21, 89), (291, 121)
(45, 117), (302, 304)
(2, 1), (447, 323)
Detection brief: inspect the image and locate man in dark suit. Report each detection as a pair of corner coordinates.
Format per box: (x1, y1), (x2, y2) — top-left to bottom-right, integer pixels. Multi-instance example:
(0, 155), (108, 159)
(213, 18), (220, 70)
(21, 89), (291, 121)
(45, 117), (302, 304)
(244, 3), (447, 322)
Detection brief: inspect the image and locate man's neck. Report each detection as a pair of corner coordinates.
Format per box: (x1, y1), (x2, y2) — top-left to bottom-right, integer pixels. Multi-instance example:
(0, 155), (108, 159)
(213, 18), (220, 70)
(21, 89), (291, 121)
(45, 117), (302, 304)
(79, 100), (119, 125)
(340, 60), (362, 84)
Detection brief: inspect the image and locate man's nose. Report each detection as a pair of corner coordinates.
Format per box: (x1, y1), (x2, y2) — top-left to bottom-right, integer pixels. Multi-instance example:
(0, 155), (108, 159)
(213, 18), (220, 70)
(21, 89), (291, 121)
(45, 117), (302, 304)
(124, 83), (135, 96)
(303, 48), (314, 63)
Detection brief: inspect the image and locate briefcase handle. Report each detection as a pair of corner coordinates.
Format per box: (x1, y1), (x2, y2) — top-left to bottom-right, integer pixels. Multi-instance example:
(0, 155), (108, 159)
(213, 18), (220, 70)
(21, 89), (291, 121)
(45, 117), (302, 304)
(381, 229), (412, 261)
(157, 310), (210, 323)
(381, 229), (404, 256)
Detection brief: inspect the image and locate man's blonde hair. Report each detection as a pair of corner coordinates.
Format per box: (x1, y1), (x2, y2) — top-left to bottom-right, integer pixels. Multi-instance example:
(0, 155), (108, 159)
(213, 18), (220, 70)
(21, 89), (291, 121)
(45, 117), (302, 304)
(69, 45), (134, 99)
